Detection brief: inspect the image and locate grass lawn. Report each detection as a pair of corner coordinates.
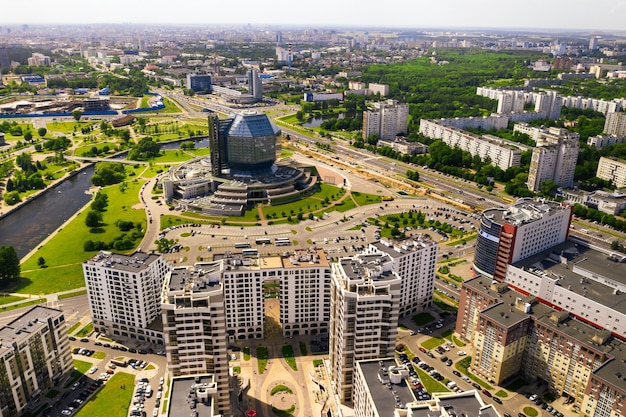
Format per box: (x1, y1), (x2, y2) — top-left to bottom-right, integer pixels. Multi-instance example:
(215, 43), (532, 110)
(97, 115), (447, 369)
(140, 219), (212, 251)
(414, 367), (450, 394)
(351, 191), (382, 206)
(299, 342), (307, 355)
(243, 347), (250, 361)
(74, 372), (135, 417)
(504, 377), (529, 392)
(0, 298), (47, 313)
(0, 294), (27, 305)
(92, 352), (106, 360)
(76, 323), (93, 337)
(74, 142), (118, 157)
(272, 405), (296, 417)
(313, 359), (324, 367)
(523, 407), (538, 417)
(47, 121), (95, 134)
(282, 344), (297, 371)
(495, 389), (509, 398)
(434, 296), (458, 311)
(68, 322), (82, 334)
(455, 357), (493, 390)
(412, 313), (435, 326)
(59, 290), (88, 300)
(149, 150), (201, 163)
(160, 215), (213, 229)
(73, 359), (92, 374)
(421, 335), (446, 350)
(257, 346), (269, 374)
(18, 179), (147, 294)
(271, 385), (294, 395)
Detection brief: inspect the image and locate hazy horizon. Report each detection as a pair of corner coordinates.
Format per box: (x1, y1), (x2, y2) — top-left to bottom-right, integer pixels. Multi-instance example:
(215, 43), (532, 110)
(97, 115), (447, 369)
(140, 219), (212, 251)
(1, 0), (625, 33)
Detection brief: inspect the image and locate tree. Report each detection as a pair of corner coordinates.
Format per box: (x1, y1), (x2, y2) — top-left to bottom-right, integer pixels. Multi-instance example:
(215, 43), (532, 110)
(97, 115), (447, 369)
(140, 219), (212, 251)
(72, 110), (83, 122)
(90, 191), (109, 212)
(24, 131), (33, 141)
(37, 127), (47, 138)
(91, 162), (126, 186)
(0, 246), (20, 280)
(539, 180), (558, 198)
(85, 210), (103, 228)
(37, 256), (46, 268)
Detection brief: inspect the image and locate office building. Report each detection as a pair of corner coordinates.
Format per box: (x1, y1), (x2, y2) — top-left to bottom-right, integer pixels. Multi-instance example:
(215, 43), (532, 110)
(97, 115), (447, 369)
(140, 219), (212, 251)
(596, 157), (626, 189)
(247, 69), (263, 101)
(83, 251), (172, 345)
(604, 112), (626, 137)
(365, 237), (438, 317)
(363, 100), (408, 141)
(186, 74), (212, 93)
(328, 253), (401, 403)
(473, 198), (571, 281)
(419, 119), (521, 170)
(0, 306), (73, 417)
(161, 264), (230, 416)
(524, 126), (579, 192)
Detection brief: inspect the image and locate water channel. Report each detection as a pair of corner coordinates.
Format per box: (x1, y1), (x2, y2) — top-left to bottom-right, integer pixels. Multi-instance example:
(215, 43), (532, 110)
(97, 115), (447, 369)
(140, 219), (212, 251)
(0, 140), (209, 259)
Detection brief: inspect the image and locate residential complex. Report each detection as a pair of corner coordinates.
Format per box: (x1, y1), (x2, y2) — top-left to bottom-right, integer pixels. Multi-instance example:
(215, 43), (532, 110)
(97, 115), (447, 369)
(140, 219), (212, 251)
(0, 306), (73, 417)
(473, 198), (571, 281)
(161, 263), (230, 416)
(604, 112), (626, 137)
(363, 99), (409, 140)
(82, 251), (172, 345)
(419, 119), (522, 170)
(596, 157), (626, 189)
(587, 134), (626, 149)
(517, 125), (579, 192)
(456, 275), (626, 416)
(328, 253), (401, 403)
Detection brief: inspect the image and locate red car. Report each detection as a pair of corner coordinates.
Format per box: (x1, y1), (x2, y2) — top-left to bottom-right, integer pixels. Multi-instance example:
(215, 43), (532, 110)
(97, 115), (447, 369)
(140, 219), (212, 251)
(419, 347), (427, 353)
(106, 369), (114, 374)
(482, 389), (492, 398)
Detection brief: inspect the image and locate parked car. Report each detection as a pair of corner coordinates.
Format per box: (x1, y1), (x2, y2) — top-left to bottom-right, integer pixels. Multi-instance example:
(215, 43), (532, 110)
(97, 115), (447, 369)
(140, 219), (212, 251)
(482, 389), (492, 398)
(493, 397), (502, 404)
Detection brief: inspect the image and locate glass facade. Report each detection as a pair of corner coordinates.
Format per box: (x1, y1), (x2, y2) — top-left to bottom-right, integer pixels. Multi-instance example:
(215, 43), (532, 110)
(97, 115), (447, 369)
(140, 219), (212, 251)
(473, 211), (503, 277)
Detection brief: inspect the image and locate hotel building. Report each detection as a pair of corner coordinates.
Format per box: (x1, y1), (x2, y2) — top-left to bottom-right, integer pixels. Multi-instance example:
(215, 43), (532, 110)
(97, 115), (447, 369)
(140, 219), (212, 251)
(473, 198), (571, 281)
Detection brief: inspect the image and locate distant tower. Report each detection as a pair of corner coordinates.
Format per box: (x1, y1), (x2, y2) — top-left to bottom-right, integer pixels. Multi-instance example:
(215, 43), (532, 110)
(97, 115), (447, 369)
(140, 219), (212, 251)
(247, 69), (263, 102)
(288, 43), (292, 70)
(589, 37), (598, 50)
(276, 31), (282, 43)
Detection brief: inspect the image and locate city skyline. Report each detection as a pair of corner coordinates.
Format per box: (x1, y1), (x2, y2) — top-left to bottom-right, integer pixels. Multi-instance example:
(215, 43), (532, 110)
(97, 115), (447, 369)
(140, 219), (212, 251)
(1, 0), (626, 32)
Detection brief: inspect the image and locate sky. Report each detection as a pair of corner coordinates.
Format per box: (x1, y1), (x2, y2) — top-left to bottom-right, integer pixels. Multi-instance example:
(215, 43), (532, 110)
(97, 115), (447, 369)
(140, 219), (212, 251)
(1, 0), (626, 32)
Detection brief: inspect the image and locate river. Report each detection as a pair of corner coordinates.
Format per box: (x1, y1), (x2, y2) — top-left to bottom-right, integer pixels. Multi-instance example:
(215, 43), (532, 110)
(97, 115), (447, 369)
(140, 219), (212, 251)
(0, 167), (95, 259)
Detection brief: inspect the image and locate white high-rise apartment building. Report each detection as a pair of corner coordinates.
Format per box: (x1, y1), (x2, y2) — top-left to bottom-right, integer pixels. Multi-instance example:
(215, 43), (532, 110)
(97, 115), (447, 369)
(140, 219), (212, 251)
(83, 251), (171, 344)
(0, 306), (73, 417)
(329, 253), (401, 403)
(534, 91), (562, 120)
(526, 126), (579, 192)
(161, 263), (230, 416)
(222, 249), (331, 340)
(597, 157), (626, 189)
(365, 237), (438, 317)
(604, 112), (626, 137)
(363, 99), (409, 141)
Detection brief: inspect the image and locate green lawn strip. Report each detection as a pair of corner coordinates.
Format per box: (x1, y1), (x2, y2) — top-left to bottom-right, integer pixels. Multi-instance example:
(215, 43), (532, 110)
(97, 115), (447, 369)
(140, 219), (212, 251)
(455, 357), (493, 390)
(257, 346), (269, 374)
(434, 294), (458, 310)
(421, 335), (446, 350)
(74, 372), (135, 417)
(504, 377), (529, 392)
(414, 367), (450, 394)
(68, 322), (82, 334)
(161, 399), (168, 413)
(0, 294), (28, 305)
(412, 313), (435, 326)
(47, 121), (95, 134)
(313, 359), (324, 367)
(160, 215), (214, 229)
(299, 342), (307, 355)
(76, 323), (93, 337)
(65, 360), (92, 387)
(282, 344), (297, 371)
(0, 299), (46, 313)
(59, 290), (88, 300)
(452, 336), (466, 347)
(271, 385), (294, 395)
(495, 389), (509, 398)
(92, 352), (106, 360)
(243, 347), (250, 361)
(19, 179), (146, 294)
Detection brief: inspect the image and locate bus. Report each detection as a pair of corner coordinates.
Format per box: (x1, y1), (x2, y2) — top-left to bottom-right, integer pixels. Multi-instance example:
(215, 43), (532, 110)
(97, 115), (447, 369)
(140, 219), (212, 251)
(255, 238), (272, 245)
(274, 238), (291, 246)
(241, 248), (259, 257)
(234, 242), (251, 249)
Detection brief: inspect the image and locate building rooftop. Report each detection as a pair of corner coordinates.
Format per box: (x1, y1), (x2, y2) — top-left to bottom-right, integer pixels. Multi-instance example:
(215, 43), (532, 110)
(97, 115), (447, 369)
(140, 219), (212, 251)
(481, 198), (568, 227)
(167, 375), (218, 417)
(167, 263), (223, 293)
(338, 254), (396, 282)
(408, 391), (498, 417)
(358, 358), (415, 416)
(220, 249), (329, 273)
(84, 250), (162, 273)
(227, 111), (280, 138)
(0, 306), (63, 355)
(513, 241), (626, 314)
(371, 237), (437, 258)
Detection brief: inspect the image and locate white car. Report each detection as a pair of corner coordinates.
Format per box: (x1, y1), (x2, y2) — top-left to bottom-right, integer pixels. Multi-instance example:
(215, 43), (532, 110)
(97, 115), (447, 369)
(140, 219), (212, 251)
(89, 366), (98, 374)
(61, 409), (72, 416)
(153, 408), (159, 417)
(457, 350), (467, 356)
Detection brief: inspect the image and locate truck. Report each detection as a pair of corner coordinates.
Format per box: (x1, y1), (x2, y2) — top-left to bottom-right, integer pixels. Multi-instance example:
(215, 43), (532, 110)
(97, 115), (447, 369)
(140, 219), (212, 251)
(110, 359), (127, 367)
